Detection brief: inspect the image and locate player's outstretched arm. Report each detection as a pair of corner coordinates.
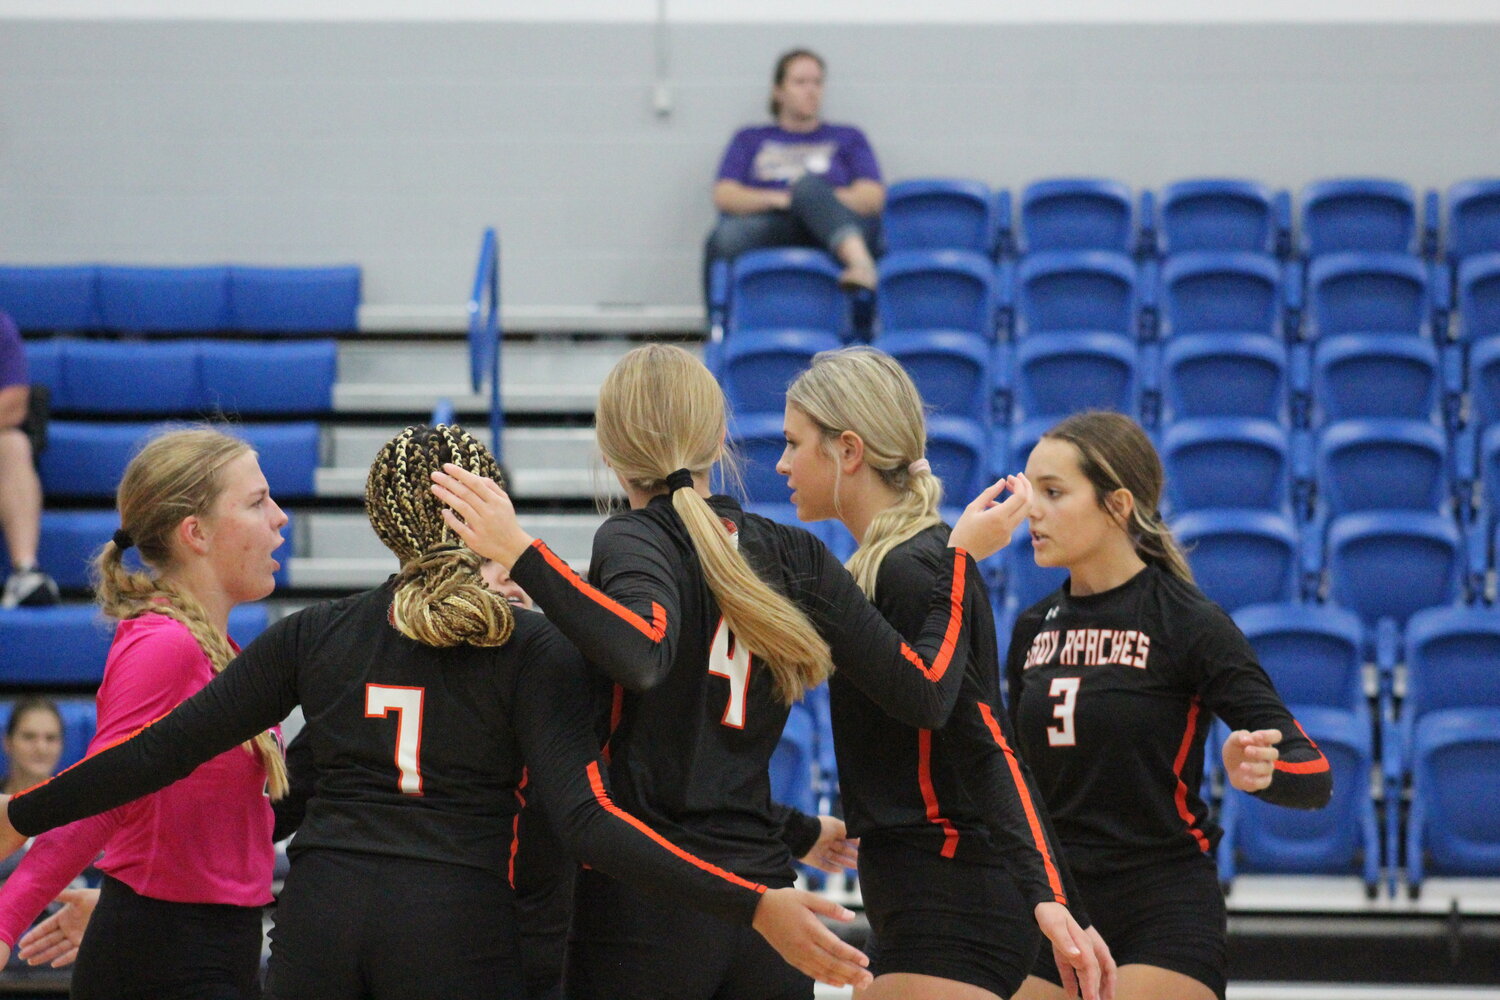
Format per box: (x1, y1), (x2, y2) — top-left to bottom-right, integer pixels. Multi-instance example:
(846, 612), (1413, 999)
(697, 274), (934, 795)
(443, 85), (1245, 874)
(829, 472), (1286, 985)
(752, 887), (872, 991)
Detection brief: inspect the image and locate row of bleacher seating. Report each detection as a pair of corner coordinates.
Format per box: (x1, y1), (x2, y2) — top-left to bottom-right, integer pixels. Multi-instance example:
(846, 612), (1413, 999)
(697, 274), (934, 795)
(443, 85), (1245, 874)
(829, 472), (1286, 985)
(0, 264), (360, 334)
(878, 176), (1500, 261)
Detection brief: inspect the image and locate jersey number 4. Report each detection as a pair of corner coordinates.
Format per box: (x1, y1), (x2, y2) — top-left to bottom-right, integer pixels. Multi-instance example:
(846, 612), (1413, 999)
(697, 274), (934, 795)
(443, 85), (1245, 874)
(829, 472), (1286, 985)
(707, 618), (751, 729)
(1047, 676), (1080, 747)
(366, 684), (426, 795)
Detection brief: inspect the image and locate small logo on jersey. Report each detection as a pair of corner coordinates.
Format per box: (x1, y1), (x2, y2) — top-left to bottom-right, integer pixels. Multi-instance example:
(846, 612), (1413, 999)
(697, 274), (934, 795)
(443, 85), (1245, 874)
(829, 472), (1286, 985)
(1045, 605), (1059, 621)
(720, 517), (740, 550)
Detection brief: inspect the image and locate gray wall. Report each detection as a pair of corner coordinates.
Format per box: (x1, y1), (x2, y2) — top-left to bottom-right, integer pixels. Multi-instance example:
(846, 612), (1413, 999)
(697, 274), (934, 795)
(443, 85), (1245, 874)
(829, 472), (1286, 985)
(2, 20), (1497, 321)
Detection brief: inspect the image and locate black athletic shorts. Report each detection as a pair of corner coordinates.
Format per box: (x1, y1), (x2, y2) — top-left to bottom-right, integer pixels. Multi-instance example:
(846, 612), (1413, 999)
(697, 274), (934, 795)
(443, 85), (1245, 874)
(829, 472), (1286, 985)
(1028, 852), (1227, 1000)
(565, 866), (810, 1000)
(858, 838), (1041, 998)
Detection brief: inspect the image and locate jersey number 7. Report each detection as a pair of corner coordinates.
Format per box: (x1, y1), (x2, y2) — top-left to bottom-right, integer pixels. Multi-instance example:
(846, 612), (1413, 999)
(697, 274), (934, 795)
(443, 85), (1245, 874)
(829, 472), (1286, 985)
(366, 684), (426, 795)
(707, 618), (751, 729)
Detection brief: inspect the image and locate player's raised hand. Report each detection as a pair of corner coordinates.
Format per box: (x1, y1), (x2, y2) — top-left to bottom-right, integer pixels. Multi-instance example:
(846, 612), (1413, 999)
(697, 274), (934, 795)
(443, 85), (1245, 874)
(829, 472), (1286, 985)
(17, 887), (97, 968)
(431, 463), (534, 567)
(1223, 728), (1283, 793)
(949, 473), (1034, 560)
(752, 887), (872, 990)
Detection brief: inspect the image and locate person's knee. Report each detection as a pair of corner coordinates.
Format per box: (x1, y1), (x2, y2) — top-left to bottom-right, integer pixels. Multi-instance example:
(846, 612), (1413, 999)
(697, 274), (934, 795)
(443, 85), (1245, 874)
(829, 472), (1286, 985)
(0, 427), (33, 467)
(789, 173), (835, 212)
(706, 216), (766, 261)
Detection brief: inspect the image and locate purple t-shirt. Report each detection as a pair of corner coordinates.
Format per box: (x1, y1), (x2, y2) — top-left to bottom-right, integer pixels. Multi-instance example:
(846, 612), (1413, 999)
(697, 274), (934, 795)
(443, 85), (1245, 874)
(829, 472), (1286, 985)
(0, 312), (26, 392)
(715, 123), (881, 191)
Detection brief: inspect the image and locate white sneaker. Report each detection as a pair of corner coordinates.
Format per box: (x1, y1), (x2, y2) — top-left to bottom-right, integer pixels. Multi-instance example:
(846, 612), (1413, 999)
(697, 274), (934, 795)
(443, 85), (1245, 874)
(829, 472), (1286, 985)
(1, 568), (61, 609)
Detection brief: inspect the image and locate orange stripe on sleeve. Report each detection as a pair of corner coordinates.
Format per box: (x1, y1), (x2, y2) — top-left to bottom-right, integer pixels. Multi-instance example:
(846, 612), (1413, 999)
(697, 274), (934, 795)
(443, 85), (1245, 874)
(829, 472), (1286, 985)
(11, 710), (174, 800)
(897, 550), (969, 682)
(1275, 719), (1330, 774)
(977, 702), (1066, 902)
(1171, 698), (1212, 853)
(585, 762), (766, 895)
(531, 539), (667, 643)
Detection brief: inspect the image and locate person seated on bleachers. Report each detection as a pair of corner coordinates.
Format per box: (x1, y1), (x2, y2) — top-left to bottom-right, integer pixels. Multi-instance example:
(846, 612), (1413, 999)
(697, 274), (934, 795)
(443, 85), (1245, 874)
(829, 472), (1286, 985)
(705, 48), (885, 299)
(0, 312), (59, 609)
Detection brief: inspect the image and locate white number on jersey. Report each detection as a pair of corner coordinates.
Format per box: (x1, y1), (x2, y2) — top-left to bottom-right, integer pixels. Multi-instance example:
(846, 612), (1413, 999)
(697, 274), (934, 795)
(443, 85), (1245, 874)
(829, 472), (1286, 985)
(707, 618), (752, 729)
(365, 684), (426, 794)
(1047, 676), (1080, 747)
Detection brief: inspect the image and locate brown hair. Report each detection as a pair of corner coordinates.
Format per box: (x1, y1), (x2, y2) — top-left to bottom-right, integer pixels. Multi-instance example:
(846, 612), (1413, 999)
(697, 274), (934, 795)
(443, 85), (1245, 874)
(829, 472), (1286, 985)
(785, 347), (943, 597)
(596, 344), (832, 704)
(769, 48), (826, 118)
(1041, 411), (1193, 583)
(93, 427), (289, 799)
(5, 697), (61, 741)
(365, 425), (515, 649)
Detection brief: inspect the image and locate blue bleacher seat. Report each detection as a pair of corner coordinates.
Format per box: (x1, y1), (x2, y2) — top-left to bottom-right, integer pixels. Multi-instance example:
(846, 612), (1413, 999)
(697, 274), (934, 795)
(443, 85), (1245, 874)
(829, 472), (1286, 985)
(1020, 179), (1135, 254)
(97, 265), (232, 332)
(0, 266), (98, 331)
(1217, 704), (1378, 896)
(201, 340), (338, 415)
(877, 330), (991, 422)
(718, 329), (840, 417)
(1162, 418), (1290, 515)
(1406, 708), (1500, 892)
(745, 502), (854, 563)
(728, 412), (791, 505)
(1455, 252), (1500, 346)
(1159, 252), (1282, 338)
(1315, 419), (1448, 516)
(60, 339), (203, 413)
(1233, 602), (1366, 711)
(876, 250), (997, 339)
(37, 511), (121, 590)
(1160, 334), (1287, 422)
(1004, 522), (1068, 615)
(770, 698), (817, 816)
(1306, 253), (1433, 338)
(1311, 335), (1442, 423)
(1158, 179), (1288, 256)
(1014, 251), (1138, 338)
(1473, 340), (1500, 433)
(0, 606), (113, 685)
(1173, 509), (1300, 613)
(1445, 179), (1500, 262)
(241, 423), (321, 500)
(883, 179), (996, 256)
(1324, 511), (1464, 631)
(925, 417), (988, 503)
(228, 265), (360, 333)
(21, 338), (62, 396)
(228, 602), (273, 648)
(727, 249), (848, 339)
(1012, 332), (1138, 421)
(1400, 605), (1500, 739)
(1300, 179), (1418, 256)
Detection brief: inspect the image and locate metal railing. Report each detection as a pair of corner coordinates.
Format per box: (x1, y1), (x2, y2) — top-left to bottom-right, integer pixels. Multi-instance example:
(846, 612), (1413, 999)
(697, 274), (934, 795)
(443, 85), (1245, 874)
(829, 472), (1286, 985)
(466, 226), (503, 461)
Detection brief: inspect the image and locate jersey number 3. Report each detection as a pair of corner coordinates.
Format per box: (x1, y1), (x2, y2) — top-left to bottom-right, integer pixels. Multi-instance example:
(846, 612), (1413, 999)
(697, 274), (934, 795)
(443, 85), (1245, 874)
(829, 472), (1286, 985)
(1047, 676), (1080, 747)
(366, 684), (426, 795)
(707, 618), (751, 729)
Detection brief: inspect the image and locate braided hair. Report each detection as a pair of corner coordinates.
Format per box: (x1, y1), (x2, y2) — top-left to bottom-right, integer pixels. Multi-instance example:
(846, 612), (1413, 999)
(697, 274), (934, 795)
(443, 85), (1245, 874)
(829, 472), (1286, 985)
(365, 424), (515, 648)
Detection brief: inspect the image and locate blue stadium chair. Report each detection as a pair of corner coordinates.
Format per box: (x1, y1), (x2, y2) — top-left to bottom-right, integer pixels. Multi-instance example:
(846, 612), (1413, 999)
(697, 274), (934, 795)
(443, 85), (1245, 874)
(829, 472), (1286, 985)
(1305, 253), (1433, 338)
(770, 698), (817, 817)
(228, 603), (273, 649)
(201, 340), (339, 415)
(1315, 419), (1448, 516)
(1158, 252), (1283, 338)
(40, 422), (156, 498)
(1445, 179), (1500, 262)
(1399, 606), (1500, 751)
(1161, 418), (1290, 515)
(59, 339), (203, 413)
(21, 338), (63, 396)
(1014, 251), (1138, 338)
(926, 417), (988, 503)
(876, 250), (997, 339)
(718, 329), (840, 417)
(999, 417), (1050, 479)
(1406, 708), (1500, 894)
(745, 502), (854, 563)
(727, 249), (848, 340)
(1217, 704), (1378, 897)
(228, 265), (360, 333)
(1472, 339), (1500, 433)
(877, 330), (992, 422)
(1233, 603), (1366, 712)
(1310, 335), (1442, 424)
(37, 511), (123, 590)
(0, 606), (113, 685)
(728, 412), (791, 505)
(1173, 509), (1300, 613)
(1160, 334), (1287, 422)
(1011, 332), (1137, 421)
(802, 681), (839, 813)
(0, 266), (98, 331)
(1324, 511), (1463, 632)
(97, 265), (232, 333)
(1455, 252), (1500, 347)
(883, 179), (996, 256)
(1003, 522), (1068, 616)
(1019, 179), (1135, 254)
(1300, 179), (1418, 257)
(1157, 179), (1289, 256)
(241, 423), (321, 500)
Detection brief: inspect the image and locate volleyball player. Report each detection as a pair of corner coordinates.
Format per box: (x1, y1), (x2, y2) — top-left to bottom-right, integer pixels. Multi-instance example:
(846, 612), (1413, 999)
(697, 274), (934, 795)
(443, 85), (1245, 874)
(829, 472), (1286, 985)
(0, 424), (873, 999)
(1006, 412), (1332, 1000)
(779, 347), (1111, 1000)
(430, 343), (1039, 1000)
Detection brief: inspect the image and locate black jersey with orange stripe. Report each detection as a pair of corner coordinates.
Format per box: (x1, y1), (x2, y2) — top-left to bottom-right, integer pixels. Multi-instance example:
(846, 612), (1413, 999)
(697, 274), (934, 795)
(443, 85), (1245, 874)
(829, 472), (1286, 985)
(1005, 563), (1332, 878)
(8, 582), (769, 925)
(833, 524), (1078, 913)
(508, 493), (980, 886)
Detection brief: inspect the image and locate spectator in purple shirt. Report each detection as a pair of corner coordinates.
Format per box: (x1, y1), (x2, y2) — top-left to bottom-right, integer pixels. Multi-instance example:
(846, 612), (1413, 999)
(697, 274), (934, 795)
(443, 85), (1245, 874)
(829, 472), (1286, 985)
(706, 48), (885, 300)
(0, 312), (59, 609)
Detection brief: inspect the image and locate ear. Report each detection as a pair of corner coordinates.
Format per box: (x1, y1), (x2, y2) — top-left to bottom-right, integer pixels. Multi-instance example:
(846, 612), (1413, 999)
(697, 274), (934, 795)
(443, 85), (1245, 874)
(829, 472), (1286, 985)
(176, 515), (213, 557)
(836, 430), (865, 475)
(1105, 487), (1136, 527)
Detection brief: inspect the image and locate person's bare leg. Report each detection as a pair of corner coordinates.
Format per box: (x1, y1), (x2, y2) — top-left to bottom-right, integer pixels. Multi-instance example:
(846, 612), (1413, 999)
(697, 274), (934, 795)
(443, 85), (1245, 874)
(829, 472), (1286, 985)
(1011, 975), (1071, 1000)
(1013, 964), (1217, 1000)
(855, 972), (1001, 1000)
(833, 231), (878, 292)
(0, 429), (41, 569)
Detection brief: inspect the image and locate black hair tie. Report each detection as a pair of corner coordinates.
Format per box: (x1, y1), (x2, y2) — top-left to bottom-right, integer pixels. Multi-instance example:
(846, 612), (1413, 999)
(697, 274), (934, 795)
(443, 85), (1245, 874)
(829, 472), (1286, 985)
(113, 529), (134, 551)
(664, 468), (696, 493)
